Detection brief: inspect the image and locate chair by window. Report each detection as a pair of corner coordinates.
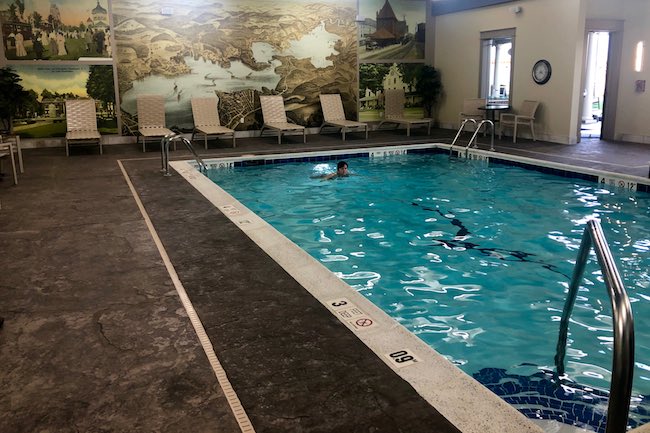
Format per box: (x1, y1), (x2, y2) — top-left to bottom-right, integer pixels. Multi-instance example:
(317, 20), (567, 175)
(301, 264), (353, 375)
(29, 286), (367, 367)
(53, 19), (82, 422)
(259, 95), (306, 144)
(377, 89), (431, 136)
(136, 95), (173, 152)
(191, 97), (236, 149)
(319, 94), (368, 141)
(499, 100), (540, 143)
(64, 99), (102, 156)
(459, 98), (486, 125)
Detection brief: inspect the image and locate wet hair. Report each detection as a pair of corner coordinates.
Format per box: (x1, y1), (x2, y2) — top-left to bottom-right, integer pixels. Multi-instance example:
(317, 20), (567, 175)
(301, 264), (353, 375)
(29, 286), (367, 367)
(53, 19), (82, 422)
(337, 161), (348, 170)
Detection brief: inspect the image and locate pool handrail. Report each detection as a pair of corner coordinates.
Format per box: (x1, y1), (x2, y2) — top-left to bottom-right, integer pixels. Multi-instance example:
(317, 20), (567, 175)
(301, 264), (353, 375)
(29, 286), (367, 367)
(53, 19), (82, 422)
(449, 118), (477, 156)
(554, 219), (635, 433)
(464, 119), (495, 154)
(161, 131), (207, 176)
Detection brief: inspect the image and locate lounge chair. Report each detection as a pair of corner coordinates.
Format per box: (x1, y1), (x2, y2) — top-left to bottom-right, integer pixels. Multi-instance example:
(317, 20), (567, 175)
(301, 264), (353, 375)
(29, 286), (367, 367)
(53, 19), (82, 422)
(499, 100), (540, 143)
(191, 97), (236, 149)
(259, 95), (306, 144)
(377, 89), (432, 136)
(0, 140), (18, 185)
(0, 134), (23, 173)
(319, 94), (368, 141)
(136, 95), (173, 152)
(64, 99), (102, 156)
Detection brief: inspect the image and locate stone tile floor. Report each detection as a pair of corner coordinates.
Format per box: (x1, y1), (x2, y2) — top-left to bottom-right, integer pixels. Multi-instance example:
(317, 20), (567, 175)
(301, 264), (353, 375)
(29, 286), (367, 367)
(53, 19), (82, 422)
(0, 129), (648, 432)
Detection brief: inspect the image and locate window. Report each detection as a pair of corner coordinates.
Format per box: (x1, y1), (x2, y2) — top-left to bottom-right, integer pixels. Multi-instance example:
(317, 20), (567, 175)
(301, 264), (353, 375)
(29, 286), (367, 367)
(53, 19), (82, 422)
(480, 29), (515, 104)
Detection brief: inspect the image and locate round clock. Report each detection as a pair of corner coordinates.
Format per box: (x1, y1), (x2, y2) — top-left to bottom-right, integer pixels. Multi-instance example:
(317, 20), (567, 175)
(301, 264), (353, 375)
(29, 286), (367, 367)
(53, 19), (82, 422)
(532, 59), (552, 85)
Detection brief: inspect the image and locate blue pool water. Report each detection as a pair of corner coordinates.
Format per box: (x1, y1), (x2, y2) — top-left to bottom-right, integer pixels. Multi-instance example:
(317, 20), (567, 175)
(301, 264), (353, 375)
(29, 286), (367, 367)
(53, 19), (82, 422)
(205, 152), (650, 431)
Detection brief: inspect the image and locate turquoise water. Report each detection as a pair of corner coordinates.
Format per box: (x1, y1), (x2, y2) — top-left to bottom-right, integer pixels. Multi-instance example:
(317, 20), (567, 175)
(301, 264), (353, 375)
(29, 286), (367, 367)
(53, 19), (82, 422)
(206, 153), (650, 425)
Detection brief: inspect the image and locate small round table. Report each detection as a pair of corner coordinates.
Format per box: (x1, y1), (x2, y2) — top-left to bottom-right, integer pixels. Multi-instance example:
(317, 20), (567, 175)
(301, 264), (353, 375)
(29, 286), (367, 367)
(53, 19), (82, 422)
(479, 104), (510, 123)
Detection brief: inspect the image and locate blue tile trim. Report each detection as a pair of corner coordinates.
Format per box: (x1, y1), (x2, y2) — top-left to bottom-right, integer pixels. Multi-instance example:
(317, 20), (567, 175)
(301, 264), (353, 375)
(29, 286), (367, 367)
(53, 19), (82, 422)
(473, 367), (650, 432)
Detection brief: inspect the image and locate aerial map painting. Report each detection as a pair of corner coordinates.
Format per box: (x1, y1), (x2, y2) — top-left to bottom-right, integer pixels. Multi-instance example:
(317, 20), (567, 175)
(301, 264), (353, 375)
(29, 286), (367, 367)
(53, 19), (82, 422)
(113, 0), (359, 130)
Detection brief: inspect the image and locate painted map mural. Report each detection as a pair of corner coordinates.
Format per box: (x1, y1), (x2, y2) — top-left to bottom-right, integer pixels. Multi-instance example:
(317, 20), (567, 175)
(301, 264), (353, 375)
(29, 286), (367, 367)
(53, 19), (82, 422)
(113, 0), (358, 131)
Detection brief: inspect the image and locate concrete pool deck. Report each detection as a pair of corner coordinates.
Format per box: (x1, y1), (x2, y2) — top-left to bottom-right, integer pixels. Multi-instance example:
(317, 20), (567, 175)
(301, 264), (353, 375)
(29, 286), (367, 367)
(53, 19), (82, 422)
(1, 129), (648, 432)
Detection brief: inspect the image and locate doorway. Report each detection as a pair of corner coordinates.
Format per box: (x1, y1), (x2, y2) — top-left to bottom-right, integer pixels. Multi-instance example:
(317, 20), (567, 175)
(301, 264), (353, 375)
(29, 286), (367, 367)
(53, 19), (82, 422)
(581, 31), (609, 139)
(578, 19), (623, 143)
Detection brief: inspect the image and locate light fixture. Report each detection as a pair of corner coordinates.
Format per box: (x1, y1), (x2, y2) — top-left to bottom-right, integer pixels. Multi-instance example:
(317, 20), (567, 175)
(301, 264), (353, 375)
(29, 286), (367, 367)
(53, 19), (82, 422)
(634, 41), (644, 72)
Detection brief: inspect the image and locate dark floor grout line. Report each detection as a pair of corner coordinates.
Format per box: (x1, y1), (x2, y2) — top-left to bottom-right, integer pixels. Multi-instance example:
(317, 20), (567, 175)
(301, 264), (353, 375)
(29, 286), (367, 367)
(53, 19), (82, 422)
(117, 159), (256, 433)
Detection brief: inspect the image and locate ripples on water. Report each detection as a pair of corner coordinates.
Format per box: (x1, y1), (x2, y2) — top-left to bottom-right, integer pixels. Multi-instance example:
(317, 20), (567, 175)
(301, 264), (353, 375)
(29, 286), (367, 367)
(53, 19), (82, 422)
(207, 154), (650, 397)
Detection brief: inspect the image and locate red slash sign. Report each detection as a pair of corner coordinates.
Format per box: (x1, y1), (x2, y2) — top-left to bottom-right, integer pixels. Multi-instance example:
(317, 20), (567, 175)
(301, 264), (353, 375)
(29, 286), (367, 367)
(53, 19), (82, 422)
(355, 318), (373, 327)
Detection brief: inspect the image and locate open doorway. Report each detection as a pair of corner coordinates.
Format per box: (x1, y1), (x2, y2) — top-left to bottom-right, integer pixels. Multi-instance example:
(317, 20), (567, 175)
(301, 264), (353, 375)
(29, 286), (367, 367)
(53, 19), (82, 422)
(581, 31), (609, 139)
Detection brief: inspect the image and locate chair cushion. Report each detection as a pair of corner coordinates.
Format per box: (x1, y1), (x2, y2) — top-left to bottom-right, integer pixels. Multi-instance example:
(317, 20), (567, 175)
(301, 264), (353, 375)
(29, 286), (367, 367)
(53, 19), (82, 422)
(325, 120), (367, 128)
(139, 127), (173, 137)
(264, 122), (304, 131)
(66, 130), (101, 140)
(196, 125), (234, 134)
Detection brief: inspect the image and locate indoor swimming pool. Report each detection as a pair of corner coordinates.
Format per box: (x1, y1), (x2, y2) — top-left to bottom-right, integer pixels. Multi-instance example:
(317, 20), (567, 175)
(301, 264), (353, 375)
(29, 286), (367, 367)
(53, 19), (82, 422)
(198, 148), (650, 432)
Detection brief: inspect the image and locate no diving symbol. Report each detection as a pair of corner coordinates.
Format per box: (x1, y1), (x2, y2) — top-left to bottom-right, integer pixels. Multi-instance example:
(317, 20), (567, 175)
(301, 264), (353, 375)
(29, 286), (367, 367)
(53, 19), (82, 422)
(355, 318), (373, 327)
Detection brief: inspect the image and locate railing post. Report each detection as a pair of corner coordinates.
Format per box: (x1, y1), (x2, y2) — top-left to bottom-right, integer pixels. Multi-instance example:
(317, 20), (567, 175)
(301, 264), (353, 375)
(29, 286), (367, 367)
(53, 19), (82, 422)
(554, 219), (635, 433)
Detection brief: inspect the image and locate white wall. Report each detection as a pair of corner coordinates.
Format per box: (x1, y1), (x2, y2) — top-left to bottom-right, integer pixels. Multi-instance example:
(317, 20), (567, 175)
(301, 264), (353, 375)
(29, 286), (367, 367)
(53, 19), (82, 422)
(433, 0), (589, 144)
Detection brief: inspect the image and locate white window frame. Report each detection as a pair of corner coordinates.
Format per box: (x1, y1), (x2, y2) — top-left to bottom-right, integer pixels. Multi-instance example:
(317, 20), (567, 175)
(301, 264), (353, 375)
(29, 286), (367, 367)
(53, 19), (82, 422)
(479, 28), (516, 104)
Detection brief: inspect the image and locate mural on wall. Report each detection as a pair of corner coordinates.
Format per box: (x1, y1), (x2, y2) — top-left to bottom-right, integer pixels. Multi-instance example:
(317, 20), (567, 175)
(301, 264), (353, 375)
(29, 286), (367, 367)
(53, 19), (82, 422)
(0, 0), (112, 60)
(9, 63), (117, 137)
(358, 0), (425, 61)
(359, 62), (425, 122)
(112, 0), (358, 131)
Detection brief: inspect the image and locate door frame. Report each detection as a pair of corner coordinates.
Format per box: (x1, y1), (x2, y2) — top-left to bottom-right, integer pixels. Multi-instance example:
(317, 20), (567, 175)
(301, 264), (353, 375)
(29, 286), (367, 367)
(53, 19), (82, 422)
(578, 19), (624, 142)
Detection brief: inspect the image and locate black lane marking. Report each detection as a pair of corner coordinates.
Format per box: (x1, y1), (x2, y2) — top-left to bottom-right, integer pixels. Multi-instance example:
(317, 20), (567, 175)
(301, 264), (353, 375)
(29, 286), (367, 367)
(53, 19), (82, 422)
(411, 202), (571, 279)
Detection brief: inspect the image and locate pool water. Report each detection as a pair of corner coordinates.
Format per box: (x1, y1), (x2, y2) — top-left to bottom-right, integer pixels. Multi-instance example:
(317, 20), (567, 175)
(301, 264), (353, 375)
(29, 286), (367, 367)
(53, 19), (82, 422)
(206, 153), (650, 431)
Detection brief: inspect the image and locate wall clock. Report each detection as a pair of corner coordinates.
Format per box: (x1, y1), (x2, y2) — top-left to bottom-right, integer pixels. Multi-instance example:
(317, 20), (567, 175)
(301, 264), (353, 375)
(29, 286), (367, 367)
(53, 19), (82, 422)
(532, 59), (552, 85)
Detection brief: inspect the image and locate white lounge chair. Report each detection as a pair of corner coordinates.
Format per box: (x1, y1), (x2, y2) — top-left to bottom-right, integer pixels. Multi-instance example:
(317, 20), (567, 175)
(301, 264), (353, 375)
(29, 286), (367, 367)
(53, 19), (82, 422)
(191, 97), (236, 149)
(64, 99), (102, 156)
(0, 140), (18, 185)
(259, 95), (306, 144)
(377, 89), (431, 136)
(136, 95), (173, 152)
(319, 94), (368, 141)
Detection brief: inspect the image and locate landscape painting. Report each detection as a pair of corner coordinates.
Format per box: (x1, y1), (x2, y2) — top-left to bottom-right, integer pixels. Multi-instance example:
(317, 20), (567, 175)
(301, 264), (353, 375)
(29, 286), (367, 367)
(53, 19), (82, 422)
(0, 0), (112, 60)
(10, 64), (117, 137)
(358, 0), (426, 61)
(112, 0), (358, 131)
(359, 62), (426, 122)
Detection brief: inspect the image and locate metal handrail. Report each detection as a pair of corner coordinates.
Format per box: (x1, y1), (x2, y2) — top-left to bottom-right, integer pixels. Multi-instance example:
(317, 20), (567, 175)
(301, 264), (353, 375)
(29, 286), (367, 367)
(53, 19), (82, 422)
(161, 132), (208, 176)
(554, 219), (635, 433)
(464, 119), (495, 155)
(449, 118), (477, 156)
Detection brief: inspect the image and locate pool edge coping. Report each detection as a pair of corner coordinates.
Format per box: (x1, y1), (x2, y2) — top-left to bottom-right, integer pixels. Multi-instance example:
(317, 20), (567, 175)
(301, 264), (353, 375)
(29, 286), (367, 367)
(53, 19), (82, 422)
(170, 143), (562, 433)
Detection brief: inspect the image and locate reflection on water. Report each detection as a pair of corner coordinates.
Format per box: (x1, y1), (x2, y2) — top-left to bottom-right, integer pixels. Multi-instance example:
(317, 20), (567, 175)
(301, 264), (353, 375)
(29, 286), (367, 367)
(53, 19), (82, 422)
(121, 21), (341, 128)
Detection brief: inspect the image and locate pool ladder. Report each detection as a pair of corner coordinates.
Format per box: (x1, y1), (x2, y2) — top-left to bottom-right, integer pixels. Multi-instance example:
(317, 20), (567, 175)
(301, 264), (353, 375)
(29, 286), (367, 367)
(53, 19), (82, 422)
(161, 131), (208, 176)
(449, 119), (495, 157)
(554, 219), (635, 433)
